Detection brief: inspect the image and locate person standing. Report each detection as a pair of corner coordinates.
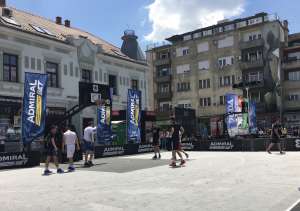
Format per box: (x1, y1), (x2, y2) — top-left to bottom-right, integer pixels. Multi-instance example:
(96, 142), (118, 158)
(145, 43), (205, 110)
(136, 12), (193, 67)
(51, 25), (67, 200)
(266, 119), (284, 154)
(83, 122), (96, 167)
(152, 127), (161, 159)
(44, 125), (64, 175)
(178, 126), (189, 159)
(170, 119), (185, 167)
(63, 125), (80, 171)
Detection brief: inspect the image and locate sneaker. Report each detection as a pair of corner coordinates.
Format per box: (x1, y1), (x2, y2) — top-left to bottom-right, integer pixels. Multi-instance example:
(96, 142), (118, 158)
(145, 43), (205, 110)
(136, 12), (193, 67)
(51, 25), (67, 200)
(280, 151), (285, 155)
(68, 166), (75, 172)
(169, 162), (176, 167)
(152, 155), (157, 160)
(88, 161), (94, 166)
(158, 154), (161, 159)
(44, 169), (52, 175)
(180, 160), (186, 166)
(267, 150), (272, 154)
(186, 153), (189, 159)
(57, 168), (64, 174)
(84, 162), (90, 167)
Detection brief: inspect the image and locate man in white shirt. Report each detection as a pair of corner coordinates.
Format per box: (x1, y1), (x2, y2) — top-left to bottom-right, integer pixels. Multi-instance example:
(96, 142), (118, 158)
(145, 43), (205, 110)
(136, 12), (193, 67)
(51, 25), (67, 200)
(63, 125), (80, 171)
(83, 122), (96, 167)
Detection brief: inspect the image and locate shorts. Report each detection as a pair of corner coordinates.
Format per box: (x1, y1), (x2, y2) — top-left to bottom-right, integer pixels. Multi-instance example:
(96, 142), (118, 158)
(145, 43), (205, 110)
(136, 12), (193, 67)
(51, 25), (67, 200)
(84, 140), (94, 152)
(66, 144), (75, 158)
(171, 139), (180, 151)
(271, 138), (280, 144)
(46, 147), (58, 157)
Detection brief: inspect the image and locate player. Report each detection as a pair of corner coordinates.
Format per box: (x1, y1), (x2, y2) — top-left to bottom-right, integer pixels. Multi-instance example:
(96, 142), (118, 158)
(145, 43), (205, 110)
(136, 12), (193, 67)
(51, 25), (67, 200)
(83, 122), (96, 167)
(266, 119), (285, 154)
(170, 119), (185, 167)
(178, 126), (189, 159)
(63, 125), (80, 172)
(152, 127), (161, 159)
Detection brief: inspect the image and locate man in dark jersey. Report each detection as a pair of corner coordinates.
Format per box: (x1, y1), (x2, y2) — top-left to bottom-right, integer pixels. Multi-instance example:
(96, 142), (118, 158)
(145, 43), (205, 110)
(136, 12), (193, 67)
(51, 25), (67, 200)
(152, 127), (161, 159)
(266, 119), (285, 154)
(170, 119), (185, 167)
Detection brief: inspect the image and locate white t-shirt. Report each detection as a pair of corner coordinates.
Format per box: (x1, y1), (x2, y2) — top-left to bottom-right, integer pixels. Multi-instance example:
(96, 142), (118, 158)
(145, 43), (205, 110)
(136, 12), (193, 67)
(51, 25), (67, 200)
(64, 130), (77, 145)
(84, 126), (96, 142)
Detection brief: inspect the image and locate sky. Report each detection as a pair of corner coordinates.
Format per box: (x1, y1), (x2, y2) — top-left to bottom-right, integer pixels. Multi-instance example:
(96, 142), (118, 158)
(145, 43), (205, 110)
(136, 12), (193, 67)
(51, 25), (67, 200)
(7, 0), (300, 50)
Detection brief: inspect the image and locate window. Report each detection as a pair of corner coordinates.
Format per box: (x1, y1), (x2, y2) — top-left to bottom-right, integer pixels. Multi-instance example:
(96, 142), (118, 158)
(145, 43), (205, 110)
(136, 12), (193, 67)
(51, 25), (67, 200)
(203, 30), (212, 36)
(0, 16), (20, 26)
(30, 24), (55, 36)
(248, 72), (263, 82)
(46, 62), (58, 87)
(198, 60), (209, 70)
(3, 53), (18, 82)
(177, 82), (190, 92)
(176, 47), (189, 57)
(182, 48), (189, 56)
(183, 34), (192, 41)
(220, 76), (232, 87)
(157, 67), (171, 77)
(220, 96), (225, 105)
(109, 75), (118, 95)
(218, 36), (234, 48)
(200, 98), (211, 107)
(81, 69), (92, 83)
(288, 71), (300, 81)
(199, 79), (210, 89)
(224, 24), (235, 31)
(288, 94), (299, 101)
(218, 56), (234, 68)
(131, 79), (139, 90)
(197, 42), (209, 53)
(176, 64), (190, 74)
(158, 83), (170, 93)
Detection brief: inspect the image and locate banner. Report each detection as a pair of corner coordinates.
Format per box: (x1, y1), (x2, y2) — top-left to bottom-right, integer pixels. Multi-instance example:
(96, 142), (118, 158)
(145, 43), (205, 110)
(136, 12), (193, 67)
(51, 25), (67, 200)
(22, 73), (48, 143)
(249, 101), (257, 134)
(127, 89), (141, 143)
(97, 101), (112, 145)
(225, 94), (238, 137)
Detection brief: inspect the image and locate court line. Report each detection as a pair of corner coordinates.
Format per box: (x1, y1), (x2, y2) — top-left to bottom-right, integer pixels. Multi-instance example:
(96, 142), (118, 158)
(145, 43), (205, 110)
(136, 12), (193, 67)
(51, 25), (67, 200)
(286, 198), (300, 211)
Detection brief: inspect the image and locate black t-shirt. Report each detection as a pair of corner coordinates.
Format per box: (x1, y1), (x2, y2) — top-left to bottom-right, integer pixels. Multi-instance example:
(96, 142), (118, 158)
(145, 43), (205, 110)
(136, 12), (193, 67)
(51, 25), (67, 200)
(171, 124), (180, 142)
(271, 123), (281, 139)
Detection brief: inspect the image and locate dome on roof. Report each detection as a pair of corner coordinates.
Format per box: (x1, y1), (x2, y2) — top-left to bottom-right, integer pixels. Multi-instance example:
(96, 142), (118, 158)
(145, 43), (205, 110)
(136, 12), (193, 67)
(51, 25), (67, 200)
(121, 29), (145, 62)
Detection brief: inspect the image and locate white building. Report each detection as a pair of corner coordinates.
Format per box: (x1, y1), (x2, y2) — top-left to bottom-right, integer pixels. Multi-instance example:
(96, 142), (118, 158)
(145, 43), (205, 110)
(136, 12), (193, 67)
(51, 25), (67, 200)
(0, 1), (152, 139)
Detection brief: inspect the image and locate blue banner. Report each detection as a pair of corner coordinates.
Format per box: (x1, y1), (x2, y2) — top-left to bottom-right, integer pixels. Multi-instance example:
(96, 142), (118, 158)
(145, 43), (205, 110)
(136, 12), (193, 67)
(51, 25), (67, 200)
(22, 73), (48, 143)
(249, 101), (257, 134)
(96, 88), (112, 145)
(127, 89), (141, 143)
(226, 93), (238, 137)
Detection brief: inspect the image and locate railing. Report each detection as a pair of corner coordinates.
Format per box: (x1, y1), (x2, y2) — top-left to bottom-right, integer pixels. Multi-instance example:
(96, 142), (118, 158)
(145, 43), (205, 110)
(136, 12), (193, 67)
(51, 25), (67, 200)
(283, 59), (300, 69)
(239, 38), (264, 49)
(239, 59), (264, 69)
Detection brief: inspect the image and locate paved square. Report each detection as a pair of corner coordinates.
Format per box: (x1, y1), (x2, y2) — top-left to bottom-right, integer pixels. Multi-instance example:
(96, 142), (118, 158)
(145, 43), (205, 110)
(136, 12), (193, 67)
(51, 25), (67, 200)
(0, 152), (300, 211)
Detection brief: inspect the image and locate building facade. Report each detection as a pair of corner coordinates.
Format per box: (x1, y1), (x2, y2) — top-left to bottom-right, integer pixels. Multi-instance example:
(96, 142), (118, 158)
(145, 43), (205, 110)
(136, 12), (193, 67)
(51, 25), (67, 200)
(282, 33), (300, 127)
(0, 1), (151, 139)
(148, 12), (289, 134)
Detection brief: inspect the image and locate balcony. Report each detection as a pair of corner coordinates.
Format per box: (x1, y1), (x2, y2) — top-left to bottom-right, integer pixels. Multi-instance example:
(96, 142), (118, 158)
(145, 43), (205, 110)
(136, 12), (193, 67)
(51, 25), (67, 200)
(283, 80), (300, 90)
(239, 39), (264, 49)
(284, 100), (300, 111)
(155, 92), (172, 100)
(154, 58), (171, 66)
(155, 75), (172, 83)
(239, 59), (264, 70)
(282, 59), (300, 70)
(156, 110), (173, 120)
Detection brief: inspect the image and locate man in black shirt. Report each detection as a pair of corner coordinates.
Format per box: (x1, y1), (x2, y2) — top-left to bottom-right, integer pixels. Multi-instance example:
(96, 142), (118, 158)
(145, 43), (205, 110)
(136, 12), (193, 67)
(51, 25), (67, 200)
(170, 119), (185, 167)
(266, 119), (284, 154)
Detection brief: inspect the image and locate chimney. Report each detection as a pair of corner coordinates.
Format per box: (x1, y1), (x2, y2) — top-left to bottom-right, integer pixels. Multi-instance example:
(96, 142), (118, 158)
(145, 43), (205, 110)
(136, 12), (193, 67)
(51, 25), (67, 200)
(283, 20), (288, 29)
(56, 16), (62, 25)
(64, 19), (70, 27)
(0, 0), (6, 7)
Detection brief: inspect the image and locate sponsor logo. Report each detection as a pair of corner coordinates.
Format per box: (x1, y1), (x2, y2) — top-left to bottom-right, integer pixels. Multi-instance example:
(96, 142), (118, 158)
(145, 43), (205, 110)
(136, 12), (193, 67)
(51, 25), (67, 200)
(27, 80), (44, 126)
(0, 153), (28, 167)
(209, 141), (234, 150)
(295, 139), (300, 148)
(130, 96), (140, 126)
(138, 144), (153, 153)
(181, 142), (194, 150)
(103, 146), (124, 156)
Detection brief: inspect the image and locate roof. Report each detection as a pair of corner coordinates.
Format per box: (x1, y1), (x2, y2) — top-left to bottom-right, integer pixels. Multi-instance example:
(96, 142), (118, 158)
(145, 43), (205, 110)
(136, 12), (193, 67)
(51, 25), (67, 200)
(0, 6), (147, 65)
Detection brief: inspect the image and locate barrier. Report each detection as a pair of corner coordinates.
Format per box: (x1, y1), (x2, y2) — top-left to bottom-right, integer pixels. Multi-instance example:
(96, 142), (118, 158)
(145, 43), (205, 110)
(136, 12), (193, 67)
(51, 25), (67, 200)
(0, 151), (41, 169)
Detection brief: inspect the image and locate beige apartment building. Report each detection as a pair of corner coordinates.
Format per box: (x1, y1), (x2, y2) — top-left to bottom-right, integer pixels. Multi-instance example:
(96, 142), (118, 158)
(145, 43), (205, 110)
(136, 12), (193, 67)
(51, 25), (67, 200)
(282, 33), (300, 127)
(147, 12), (289, 132)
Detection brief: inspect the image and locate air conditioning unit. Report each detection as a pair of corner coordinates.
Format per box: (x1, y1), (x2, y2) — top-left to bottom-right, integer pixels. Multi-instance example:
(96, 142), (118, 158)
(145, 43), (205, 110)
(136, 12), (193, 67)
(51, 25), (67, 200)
(2, 7), (12, 17)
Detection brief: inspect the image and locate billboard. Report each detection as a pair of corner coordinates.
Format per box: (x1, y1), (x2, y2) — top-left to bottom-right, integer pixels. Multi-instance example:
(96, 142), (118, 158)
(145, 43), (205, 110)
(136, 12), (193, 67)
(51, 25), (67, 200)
(22, 73), (48, 143)
(79, 82), (110, 106)
(127, 89), (141, 143)
(226, 94), (238, 137)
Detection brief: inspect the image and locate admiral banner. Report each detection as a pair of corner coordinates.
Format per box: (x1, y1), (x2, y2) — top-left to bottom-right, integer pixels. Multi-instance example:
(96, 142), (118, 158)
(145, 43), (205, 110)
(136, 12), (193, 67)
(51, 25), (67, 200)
(127, 89), (141, 143)
(97, 90), (112, 145)
(22, 73), (48, 143)
(226, 94), (238, 137)
(249, 101), (257, 134)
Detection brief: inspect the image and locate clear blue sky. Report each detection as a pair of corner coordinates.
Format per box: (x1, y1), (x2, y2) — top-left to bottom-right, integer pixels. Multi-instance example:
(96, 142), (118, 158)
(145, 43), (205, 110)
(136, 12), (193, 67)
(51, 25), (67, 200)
(7, 0), (300, 50)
